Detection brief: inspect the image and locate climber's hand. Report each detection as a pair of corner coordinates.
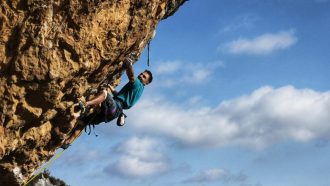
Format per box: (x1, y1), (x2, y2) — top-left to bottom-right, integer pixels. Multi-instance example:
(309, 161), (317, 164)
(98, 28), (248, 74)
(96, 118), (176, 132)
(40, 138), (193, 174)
(124, 52), (138, 68)
(124, 57), (133, 68)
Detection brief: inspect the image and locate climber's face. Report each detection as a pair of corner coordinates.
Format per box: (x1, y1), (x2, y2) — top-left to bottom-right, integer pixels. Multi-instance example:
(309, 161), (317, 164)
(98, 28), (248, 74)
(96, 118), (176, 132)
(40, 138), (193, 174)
(138, 71), (151, 85)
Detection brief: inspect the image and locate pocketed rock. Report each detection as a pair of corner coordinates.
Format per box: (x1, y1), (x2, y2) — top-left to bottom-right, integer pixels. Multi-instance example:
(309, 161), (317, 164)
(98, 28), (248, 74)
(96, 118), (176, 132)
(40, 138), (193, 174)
(0, 0), (186, 184)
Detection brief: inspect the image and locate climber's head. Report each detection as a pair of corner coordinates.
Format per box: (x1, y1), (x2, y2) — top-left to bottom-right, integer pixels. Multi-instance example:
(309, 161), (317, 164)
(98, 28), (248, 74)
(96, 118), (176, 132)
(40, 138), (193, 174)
(138, 70), (153, 85)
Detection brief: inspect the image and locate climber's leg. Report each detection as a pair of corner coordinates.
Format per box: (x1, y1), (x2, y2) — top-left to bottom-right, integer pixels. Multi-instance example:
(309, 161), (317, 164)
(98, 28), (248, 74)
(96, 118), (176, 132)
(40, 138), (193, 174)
(85, 90), (107, 107)
(75, 90), (107, 116)
(61, 121), (85, 149)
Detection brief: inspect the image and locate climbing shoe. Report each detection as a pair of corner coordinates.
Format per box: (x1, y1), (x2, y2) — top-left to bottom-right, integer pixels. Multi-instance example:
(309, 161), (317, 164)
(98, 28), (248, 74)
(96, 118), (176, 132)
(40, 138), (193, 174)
(116, 113), (127, 126)
(60, 143), (70, 150)
(78, 100), (86, 114)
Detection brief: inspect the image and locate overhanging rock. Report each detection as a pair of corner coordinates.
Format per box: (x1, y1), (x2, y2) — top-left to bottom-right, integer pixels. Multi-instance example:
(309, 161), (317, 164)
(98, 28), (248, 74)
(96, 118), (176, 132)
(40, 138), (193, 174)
(0, 0), (186, 184)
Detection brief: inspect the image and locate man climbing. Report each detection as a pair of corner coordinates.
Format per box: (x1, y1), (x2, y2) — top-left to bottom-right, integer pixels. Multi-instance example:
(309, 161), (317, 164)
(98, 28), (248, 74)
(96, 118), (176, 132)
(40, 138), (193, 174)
(61, 54), (153, 149)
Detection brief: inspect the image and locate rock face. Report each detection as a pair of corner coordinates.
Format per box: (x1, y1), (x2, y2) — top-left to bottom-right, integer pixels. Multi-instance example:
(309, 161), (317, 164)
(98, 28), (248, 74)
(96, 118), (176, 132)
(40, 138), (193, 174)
(0, 0), (186, 184)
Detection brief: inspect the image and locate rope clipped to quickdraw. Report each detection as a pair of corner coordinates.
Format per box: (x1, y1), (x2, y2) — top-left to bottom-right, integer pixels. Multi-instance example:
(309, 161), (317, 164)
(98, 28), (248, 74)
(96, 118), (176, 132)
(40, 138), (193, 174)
(147, 41), (150, 67)
(146, 30), (156, 67)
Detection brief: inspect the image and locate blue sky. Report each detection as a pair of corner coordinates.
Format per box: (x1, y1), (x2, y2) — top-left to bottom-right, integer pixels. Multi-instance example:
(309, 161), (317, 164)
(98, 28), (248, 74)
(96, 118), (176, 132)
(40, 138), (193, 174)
(49, 1), (330, 186)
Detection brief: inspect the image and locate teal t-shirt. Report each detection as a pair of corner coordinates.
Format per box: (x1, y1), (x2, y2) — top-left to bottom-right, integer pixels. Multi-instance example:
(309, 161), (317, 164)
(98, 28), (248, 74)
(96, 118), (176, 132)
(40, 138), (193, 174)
(115, 78), (144, 109)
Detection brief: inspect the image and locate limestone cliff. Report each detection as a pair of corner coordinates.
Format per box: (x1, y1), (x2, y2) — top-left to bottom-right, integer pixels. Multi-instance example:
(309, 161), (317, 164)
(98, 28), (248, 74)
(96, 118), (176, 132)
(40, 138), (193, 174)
(0, 0), (186, 185)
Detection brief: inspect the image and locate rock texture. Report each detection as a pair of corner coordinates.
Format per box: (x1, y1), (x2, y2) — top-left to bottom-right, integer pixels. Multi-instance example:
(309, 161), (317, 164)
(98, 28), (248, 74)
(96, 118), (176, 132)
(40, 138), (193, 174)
(0, 0), (186, 185)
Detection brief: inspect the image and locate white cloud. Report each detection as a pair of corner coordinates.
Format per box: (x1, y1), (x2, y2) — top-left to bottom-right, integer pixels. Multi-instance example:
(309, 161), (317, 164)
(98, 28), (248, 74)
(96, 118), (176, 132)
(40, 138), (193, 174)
(152, 60), (224, 87)
(114, 136), (165, 161)
(220, 14), (259, 33)
(222, 29), (297, 55)
(155, 60), (181, 74)
(104, 137), (169, 178)
(129, 86), (330, 149)
(183, 168), (246, 183)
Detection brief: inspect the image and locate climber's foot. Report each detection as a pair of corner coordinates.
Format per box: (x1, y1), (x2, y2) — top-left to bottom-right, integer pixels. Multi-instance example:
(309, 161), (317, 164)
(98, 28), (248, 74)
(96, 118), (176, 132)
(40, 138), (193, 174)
(61, 143), (71, 150)
(117, 113), (127, 126)
(78, 100), (86, 114)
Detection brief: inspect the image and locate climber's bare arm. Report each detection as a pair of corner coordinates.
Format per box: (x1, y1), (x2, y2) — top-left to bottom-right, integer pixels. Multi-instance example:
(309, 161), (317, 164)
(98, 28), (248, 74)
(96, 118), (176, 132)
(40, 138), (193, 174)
(125, 58), (135, 84)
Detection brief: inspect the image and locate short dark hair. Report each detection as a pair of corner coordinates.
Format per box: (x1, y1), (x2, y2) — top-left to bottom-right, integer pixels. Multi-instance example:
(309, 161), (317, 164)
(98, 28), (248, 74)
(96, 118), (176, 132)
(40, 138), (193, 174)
(144, 70), (153, 84)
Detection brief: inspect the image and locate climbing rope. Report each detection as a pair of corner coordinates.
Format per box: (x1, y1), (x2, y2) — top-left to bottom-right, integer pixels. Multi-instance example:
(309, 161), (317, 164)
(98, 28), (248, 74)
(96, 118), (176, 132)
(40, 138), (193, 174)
(22, 127), (84, 186)
(22, 107), (102, 186)
(22, 149), (66, 186)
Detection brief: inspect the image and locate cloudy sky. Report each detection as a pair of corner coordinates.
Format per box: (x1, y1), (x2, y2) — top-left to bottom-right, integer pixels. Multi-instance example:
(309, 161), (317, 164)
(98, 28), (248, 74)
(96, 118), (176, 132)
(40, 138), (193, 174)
(50, 1), (330, 186)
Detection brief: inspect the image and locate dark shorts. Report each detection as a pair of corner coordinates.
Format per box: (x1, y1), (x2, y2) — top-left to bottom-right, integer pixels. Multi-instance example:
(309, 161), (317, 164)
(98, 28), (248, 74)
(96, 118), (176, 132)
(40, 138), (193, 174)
(81, 93), (122, 125)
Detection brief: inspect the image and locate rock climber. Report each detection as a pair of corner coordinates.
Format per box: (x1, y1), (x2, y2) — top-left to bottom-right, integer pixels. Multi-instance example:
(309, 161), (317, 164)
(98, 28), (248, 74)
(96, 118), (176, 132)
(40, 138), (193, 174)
(61, 54), (153, 149)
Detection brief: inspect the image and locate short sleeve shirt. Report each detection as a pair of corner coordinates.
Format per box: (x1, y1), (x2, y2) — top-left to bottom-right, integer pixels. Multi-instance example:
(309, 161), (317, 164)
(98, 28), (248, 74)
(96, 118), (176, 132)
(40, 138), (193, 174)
(115, 78), (144, 109)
